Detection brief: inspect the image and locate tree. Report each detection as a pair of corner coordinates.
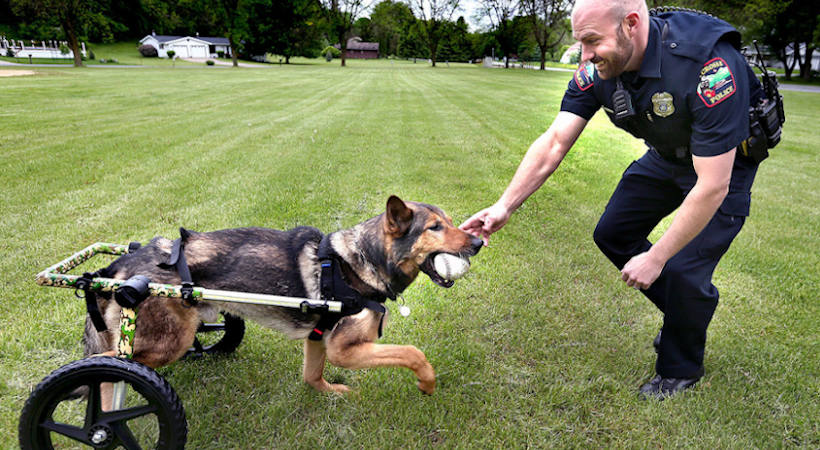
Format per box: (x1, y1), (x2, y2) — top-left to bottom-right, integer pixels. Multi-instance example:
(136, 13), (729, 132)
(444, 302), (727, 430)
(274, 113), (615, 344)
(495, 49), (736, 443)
(406, 0), (461, 67)
(438, 16), (472, 62)
(520, 0), (572, 70)
(765, 0), (819, 80)
(477, 0), (519, 68)
(11, 0), (100, 66)
(319, 0), (372, 66)
(370, 0), (416, 57)
(244, 0), (323, 63)
(353, 16), (373, 40)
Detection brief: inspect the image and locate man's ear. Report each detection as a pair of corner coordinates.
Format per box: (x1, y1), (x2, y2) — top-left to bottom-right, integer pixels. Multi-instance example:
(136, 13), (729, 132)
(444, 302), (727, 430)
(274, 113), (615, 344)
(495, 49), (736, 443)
(624, 11), (640, 37)
(385, 195), (413, 236)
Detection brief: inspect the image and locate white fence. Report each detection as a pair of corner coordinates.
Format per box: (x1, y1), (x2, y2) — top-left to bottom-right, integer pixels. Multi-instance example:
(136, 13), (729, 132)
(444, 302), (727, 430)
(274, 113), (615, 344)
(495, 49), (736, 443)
(1, 36), (87, 59)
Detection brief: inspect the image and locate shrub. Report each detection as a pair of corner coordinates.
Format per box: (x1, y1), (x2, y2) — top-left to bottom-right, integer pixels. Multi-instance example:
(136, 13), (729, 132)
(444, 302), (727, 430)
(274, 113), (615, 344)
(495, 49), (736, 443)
(322, 46), (341, 61)
(166, 50), (176, 59)
(206, 59), (215, 65)
(88, 49), (95, 60)
(217, 50), (225, 58)
(6, 48), (14, 57)
(99, 58), (106, 63)
(59, 43), (70, 55)
(138, 44), (158, 57)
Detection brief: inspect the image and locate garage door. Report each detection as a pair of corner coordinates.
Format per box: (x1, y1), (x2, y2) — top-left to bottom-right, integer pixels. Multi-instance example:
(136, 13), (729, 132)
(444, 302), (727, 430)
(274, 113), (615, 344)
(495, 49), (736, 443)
(171, 45), (189, 58)
(190, 45), (208, 58)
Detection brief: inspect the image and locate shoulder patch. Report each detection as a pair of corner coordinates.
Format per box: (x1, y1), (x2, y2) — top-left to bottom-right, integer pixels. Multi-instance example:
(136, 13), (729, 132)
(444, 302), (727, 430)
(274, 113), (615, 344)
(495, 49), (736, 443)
(574, 61), (595, 91)
(696, 57), (735, 107)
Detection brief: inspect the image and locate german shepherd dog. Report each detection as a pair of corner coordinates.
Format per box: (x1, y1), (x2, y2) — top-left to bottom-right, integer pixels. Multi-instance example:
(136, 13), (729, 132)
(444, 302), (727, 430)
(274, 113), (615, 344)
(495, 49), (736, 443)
(85, 196), (482, 398)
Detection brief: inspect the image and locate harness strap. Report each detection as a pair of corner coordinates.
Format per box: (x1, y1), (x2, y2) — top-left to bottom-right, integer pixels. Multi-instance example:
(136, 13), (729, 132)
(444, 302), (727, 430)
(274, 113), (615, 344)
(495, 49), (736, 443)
(308, 235), (387, 341)
(78, 271), (108, 332)
(158, 227), (196, 306)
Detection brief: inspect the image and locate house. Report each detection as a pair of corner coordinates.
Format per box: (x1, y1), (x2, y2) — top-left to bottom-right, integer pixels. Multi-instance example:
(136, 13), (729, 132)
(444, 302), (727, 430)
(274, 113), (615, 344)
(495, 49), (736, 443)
(335, 37), (379, 59)
(139, 32), (232, 58)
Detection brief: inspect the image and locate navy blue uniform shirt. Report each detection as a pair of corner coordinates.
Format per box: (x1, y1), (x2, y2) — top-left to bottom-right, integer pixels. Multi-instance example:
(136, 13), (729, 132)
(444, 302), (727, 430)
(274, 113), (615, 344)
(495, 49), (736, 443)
(561, 11), (763, 159)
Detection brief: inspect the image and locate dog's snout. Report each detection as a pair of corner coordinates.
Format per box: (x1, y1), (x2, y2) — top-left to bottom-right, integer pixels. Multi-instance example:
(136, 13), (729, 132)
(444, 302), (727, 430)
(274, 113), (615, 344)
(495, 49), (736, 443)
(469, 236), (483, 254)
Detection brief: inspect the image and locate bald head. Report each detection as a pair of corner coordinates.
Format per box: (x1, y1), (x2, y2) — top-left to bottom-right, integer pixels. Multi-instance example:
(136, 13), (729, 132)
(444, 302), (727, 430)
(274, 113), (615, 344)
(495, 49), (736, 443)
(571, 0), (649, 79)
(572, 0), (648, 23)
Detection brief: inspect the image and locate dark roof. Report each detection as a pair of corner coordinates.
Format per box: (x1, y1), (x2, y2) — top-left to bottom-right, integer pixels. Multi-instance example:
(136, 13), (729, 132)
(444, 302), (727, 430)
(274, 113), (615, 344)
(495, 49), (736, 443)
(147, 35), (229, 45)
(345, 37), (378, 51)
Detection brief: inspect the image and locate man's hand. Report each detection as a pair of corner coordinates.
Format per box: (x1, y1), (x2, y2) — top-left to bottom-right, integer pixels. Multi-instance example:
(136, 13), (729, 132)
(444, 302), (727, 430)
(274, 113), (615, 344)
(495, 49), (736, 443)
(621, 251), (665, 290)
(459, 203), (511, 246)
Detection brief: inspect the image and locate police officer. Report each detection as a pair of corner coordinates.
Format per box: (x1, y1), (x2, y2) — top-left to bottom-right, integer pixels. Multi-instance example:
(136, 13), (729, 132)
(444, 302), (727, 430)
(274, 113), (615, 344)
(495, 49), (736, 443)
(461, 0), (764, 399)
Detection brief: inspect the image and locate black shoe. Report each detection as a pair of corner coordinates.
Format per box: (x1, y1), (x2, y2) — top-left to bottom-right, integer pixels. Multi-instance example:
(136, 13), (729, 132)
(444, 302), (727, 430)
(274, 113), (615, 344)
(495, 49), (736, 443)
(653, 329), (662, 353)
(639, 374), (700, 400)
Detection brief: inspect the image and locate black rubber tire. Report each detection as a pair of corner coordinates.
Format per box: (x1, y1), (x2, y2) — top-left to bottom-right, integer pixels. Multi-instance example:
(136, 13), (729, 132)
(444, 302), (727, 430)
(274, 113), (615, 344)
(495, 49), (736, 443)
(185, 312), (245, 357)
(19, 356), (187, 449)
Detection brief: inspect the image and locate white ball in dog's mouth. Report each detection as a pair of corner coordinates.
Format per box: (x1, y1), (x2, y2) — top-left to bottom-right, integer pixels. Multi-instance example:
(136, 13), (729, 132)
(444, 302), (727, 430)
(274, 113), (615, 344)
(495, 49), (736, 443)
(433, 253), (470, 280)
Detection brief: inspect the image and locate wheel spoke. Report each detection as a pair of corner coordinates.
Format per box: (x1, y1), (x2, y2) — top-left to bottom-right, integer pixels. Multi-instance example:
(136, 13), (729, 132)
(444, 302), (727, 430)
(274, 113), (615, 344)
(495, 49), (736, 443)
(40, 420), (89, 444)
(85, 382), (102, 427)
(101, 404), (158, 423)
(191, 337), (204, 353)
(111, 422), (143, 450)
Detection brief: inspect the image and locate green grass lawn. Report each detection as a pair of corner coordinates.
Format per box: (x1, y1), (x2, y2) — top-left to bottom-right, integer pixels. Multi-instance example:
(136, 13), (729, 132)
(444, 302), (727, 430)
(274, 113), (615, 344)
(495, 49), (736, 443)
(0, 61), (817, 448)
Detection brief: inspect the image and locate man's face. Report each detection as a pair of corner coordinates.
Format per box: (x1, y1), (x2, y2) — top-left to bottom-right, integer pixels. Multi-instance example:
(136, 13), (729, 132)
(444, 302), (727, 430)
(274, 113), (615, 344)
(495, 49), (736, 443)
(572, 6), (634, 80)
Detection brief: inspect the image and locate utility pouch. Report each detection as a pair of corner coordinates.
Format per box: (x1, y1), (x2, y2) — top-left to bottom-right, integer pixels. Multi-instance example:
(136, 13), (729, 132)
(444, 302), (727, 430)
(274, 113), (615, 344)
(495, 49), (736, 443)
(741, 106), (770, 163)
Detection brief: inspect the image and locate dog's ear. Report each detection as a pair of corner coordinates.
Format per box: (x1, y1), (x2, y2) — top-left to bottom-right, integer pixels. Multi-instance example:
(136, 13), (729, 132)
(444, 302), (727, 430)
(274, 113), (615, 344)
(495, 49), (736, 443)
(385, 195), (413, 236)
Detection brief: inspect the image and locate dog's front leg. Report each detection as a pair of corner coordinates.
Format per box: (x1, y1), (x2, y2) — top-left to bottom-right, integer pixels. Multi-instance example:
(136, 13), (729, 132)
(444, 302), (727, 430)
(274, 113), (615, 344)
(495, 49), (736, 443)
(326, 341), (436, 394)
(302, 339), (351, 393)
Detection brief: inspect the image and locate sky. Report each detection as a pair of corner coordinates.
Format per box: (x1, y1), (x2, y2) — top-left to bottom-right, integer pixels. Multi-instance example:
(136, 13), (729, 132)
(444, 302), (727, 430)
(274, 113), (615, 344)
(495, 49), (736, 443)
(457, 0), (487, 31)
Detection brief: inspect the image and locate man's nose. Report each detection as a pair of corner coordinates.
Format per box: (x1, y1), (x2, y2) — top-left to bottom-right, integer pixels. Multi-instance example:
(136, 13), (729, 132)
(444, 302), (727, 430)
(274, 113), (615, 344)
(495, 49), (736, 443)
(581, 46), (595, 63)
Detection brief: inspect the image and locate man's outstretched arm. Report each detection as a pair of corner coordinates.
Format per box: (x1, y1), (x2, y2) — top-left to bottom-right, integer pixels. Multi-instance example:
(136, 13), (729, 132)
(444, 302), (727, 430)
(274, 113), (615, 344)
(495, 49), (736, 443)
(460, 111), (588, 243)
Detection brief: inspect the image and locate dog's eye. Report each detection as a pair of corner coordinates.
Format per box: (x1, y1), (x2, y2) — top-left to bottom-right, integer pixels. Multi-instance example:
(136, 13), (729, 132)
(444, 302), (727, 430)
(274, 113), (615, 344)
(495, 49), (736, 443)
(427, 222), (442, 231)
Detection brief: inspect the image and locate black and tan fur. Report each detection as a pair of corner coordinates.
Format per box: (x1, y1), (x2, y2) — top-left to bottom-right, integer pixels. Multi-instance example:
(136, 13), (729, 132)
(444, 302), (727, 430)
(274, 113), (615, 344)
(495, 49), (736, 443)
(85, 196), (482, 397)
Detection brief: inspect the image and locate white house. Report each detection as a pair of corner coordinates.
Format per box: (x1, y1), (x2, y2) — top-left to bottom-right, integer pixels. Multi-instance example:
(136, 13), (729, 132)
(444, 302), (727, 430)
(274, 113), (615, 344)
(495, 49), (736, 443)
(139, 33), (232, 58)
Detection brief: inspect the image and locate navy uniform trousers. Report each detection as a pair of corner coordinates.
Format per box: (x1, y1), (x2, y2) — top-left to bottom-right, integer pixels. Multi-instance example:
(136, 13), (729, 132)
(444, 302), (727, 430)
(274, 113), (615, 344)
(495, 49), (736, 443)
(593, 149), (757, 378)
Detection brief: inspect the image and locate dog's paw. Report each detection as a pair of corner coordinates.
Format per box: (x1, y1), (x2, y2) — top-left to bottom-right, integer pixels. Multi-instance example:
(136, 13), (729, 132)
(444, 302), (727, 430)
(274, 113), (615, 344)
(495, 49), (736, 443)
(327, 383), (352, 394)
(417, 380), (435, 395)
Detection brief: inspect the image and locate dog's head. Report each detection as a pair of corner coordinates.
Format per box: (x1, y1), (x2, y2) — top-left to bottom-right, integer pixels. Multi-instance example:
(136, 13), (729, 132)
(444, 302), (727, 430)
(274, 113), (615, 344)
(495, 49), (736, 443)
(381, 195), (482, 289)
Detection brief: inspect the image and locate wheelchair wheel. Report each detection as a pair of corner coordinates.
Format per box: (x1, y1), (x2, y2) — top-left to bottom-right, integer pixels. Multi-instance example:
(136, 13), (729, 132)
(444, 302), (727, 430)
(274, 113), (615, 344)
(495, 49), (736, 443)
(19, 356), (187, 449)
(186, 312), (245, 357)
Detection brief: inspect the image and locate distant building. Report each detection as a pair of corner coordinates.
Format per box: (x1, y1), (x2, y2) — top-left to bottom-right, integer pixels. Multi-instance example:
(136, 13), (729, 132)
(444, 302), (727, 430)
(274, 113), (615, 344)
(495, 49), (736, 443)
(335, 37), (379, 59)
(139, 32), (232, 58)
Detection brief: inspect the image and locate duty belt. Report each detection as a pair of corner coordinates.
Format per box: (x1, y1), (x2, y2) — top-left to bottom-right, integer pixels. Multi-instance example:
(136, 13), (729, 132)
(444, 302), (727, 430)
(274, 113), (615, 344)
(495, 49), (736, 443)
(652, 145), (691, 162)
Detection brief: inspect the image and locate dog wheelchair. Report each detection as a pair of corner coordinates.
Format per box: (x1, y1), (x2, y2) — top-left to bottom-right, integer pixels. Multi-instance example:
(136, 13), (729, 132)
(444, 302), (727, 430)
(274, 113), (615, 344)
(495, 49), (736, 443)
(20, 242), (342, 449)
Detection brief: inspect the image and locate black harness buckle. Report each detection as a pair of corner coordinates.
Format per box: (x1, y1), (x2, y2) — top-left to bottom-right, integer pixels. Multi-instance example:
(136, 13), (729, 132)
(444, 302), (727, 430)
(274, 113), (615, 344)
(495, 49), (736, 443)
(180, 281), (197, 307)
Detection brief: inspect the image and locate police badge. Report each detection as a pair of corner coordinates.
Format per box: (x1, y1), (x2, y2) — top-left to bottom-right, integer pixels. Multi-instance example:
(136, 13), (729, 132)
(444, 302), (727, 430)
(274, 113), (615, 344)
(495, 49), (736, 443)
(652, 92), (675, 117)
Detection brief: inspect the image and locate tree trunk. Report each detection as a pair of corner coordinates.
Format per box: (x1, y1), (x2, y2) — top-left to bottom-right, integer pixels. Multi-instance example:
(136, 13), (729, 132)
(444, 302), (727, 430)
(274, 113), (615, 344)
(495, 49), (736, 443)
(801, 46), (814, 80)
(229, 37), (238, 67)
(539, 48), (546, 70)
(60, 16), (82, 67)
